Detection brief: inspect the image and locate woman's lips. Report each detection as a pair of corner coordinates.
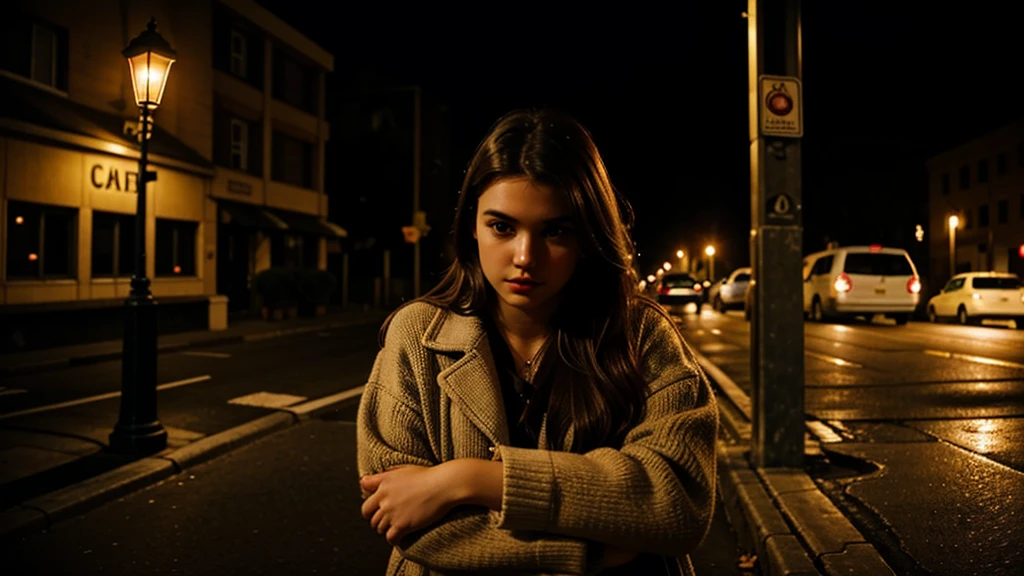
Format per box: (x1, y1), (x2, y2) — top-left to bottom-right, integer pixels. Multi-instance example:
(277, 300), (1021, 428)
(506, 279), (541, 293)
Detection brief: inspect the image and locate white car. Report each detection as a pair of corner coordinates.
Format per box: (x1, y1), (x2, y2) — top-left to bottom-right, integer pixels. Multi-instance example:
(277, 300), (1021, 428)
(926, 272), (1024, 327)
(802, 245), (921, 325)
(710, 267), (751, 312)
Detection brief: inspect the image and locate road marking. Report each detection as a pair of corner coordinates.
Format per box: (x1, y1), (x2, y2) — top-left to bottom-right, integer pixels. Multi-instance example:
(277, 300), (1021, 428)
(805, 350), (862, 368)
(0, 388), (28, 397)
(923, 350), (1024, 370)
(0, 375), (212, 421)
(228, 392), (307, 409)
(286, 386), (365, 417)
(806, 421), (844, 443)
(181, 351), (232, 358)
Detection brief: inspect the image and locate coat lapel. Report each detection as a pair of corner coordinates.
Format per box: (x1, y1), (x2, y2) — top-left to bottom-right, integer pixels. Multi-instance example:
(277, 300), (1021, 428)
(422, 309), (510, 447)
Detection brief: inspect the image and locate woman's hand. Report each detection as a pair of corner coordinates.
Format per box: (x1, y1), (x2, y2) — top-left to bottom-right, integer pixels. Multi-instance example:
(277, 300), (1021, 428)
(360, 465), (457, 546)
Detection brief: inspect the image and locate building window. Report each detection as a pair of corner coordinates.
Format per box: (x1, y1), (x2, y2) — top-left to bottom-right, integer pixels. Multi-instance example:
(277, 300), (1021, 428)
(940, 173), (950, 195)
(1, 16), (68, 90)
(230, 118), (248, 171)
(271, 131), (313, 188)
(272, 233), (317, 269)
(230, 27), (247, 78)
(996, 152), (1007, 176)
(959, 165), (970, 190)
(978, 204), (989, 227)
(92, 212), (136, 277)
(6, 200), (76, 279)
(977, 159), (988, 184)
(155, 219), (198, 277)
(997, 199), (1008, 225)
(272, 47), (315, 113)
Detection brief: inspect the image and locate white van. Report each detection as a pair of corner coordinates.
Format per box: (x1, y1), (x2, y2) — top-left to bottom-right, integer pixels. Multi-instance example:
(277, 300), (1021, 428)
(802, 245), (921, 325)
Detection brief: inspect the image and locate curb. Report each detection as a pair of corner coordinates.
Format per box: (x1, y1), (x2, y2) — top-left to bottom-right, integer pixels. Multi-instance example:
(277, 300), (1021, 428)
(694, 349), (895, 576)
(0, 385), (368, 540)
(0, 315), (387, 376)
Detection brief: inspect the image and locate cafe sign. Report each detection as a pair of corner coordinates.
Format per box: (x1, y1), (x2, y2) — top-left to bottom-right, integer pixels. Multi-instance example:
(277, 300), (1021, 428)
(89, 161), (153, 193)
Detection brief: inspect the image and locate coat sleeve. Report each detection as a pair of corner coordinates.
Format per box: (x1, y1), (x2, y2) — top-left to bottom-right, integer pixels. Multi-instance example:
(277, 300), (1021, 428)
(491, 306), (719, 557)
(356, 306), (604, 575)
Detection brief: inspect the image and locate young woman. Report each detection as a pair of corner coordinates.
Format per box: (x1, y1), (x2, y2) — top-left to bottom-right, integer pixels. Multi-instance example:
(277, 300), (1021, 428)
(357, 108), (718, 575)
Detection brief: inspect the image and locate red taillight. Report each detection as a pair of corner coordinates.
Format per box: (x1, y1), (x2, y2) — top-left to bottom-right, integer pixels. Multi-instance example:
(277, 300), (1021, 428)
(869, 244), (882, 252)
(907, 276), (921, 294)
(833, 272), (852, 293)
(658, 285), (669, 295)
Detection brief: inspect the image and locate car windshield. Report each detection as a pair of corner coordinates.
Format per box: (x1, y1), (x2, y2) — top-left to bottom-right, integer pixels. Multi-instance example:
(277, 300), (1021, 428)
(972, 277), (1022, 289)
(734, 273), (751, 283)
(843, 253), (913, 276)
(662, 274), (697, 288)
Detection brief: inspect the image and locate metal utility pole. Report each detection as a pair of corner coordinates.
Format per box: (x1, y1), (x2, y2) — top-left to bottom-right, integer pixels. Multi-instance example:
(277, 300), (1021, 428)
(748, 0), (805, 468)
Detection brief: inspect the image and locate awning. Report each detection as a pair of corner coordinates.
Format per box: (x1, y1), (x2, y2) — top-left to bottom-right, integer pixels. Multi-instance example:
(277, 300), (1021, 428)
(218, 200), (287, 231)
(268, 208), (348, 238)
(0, 74), (213, 172)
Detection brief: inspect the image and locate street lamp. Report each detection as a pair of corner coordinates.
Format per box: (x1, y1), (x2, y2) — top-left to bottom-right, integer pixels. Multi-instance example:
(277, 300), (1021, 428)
(704, 245), (716, 281)
(663, 261), (672, 271)
(948, 215), (959, 278)
(110, 18), (176, 455)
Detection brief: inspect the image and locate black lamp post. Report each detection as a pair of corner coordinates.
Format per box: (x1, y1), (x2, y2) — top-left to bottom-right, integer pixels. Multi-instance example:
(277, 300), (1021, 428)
(109, 18), (176, 454)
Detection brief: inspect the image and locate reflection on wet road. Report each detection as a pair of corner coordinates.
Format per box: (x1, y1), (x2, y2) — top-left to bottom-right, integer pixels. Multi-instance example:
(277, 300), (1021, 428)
(674, 309), (1024, 471)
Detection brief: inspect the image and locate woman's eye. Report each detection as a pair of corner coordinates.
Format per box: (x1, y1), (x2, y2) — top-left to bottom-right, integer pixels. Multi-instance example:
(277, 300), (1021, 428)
(544, 226), (570, 238)
(489, 222), (512, 234)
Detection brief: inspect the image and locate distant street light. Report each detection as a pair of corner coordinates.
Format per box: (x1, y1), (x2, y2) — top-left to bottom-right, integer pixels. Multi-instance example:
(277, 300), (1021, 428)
(948, 215), (959, 277)
(647, 274), (657, 283)
(676, 249), (684, 259)
(110, 18), (176, 455)
(663, 262), (672, 271)
(914, 224), (924, 243)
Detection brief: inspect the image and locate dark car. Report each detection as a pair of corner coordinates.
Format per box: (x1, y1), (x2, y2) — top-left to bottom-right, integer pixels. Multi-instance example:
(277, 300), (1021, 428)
(656, 273), (703, 314)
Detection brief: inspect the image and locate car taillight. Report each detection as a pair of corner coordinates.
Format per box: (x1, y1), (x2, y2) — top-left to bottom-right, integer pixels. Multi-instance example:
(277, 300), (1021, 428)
(693, 284), (702, 292)
(658, 285), (669, 295)
(907, 276), (921, 294)
(833, 273), (852, 293)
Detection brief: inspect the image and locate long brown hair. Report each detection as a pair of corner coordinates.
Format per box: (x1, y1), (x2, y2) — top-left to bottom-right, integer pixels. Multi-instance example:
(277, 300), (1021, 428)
(381, 108), (656, 452)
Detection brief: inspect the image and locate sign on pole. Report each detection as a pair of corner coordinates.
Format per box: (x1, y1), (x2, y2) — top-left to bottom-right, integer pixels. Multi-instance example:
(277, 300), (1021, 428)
(759, 75), (803, 138)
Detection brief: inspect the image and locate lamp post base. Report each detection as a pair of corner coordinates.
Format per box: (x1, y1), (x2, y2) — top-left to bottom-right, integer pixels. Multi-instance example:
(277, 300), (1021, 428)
(109, 421), (168, 455)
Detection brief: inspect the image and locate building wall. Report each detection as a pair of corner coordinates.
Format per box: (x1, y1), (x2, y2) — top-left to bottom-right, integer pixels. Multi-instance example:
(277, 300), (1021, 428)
(926, 119), (1024, 289)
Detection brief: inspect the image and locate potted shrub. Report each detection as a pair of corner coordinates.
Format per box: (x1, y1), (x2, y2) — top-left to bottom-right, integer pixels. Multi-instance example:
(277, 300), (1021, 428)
(297, 269), (338, 317)
(254, 268), (299, 321)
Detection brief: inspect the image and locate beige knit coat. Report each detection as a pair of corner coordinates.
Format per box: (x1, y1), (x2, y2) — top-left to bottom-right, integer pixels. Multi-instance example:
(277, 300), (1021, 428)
(356, 301), (718, 575)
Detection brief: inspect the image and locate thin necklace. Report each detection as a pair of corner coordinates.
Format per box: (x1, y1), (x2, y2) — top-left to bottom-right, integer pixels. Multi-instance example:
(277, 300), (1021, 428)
(521, 335), (554, 382)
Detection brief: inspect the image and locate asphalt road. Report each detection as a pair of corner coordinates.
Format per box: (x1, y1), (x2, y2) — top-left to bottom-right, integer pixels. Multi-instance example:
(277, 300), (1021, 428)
(4, 403), (749, 575)
(675, 308), (1024, 576)
(2, 320), (752, 575)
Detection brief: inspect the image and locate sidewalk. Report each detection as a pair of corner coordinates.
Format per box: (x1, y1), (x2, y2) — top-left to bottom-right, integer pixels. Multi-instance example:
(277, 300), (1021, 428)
(698, 351), (896, 576)
(0, 305), (389, 376)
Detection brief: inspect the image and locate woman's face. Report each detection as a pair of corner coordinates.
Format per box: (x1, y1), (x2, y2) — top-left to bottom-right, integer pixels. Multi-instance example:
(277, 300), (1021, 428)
(474, 177), (581, 316)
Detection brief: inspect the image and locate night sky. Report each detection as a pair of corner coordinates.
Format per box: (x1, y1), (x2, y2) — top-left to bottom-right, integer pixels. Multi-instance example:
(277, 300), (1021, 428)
(257, 1), (1022, 280)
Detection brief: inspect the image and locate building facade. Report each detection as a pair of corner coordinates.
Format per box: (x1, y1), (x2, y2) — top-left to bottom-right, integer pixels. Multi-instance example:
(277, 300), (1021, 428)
(0, 0), (340, 353)
(926, 119), (1024, 291)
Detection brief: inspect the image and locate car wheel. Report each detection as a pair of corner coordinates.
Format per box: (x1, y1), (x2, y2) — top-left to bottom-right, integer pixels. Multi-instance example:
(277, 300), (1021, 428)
(928, 306), (937, 323)
(957, 306), (968, 325)
(811, 298), (824, 322)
